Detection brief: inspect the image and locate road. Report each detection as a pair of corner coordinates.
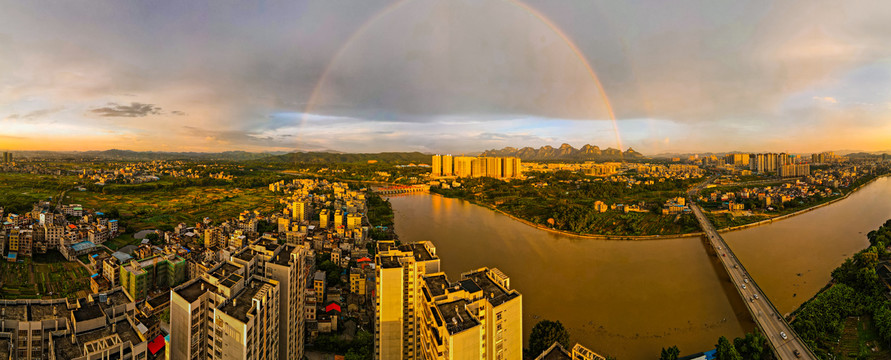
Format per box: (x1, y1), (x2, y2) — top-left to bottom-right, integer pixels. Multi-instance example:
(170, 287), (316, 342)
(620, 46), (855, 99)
(689, 202), (815, 359)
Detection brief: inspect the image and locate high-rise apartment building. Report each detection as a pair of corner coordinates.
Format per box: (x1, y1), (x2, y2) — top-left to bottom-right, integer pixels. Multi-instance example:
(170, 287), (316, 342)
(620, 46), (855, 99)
(432, 155), (443, 177)
(502, 157), (520, 178)
(431, 155), (522, 179)
(264, 244), (308, 360)
(778, 163), (810, 178)
(453, 156), (475, 177)
(375, 241), (441, 360)
(442, 155), (454, 176)
(212, 276), (280, 360)
(171, 240), (308, 360)
(723, 153), (750, 167)
(374, 240), (523, 360)
(485, 157), (502, 178)
(418, 268), (523, 360)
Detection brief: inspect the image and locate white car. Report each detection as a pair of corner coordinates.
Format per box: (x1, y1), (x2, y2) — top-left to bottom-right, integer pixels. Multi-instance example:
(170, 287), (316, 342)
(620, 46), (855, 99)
(780, 332), (787, 340)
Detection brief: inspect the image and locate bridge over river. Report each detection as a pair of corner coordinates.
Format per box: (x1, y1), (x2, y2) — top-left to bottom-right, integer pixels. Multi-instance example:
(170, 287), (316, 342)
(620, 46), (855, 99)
(689, 201), (816, 359)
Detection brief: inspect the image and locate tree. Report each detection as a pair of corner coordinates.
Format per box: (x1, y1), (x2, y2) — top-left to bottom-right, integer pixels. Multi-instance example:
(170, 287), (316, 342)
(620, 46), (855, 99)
(660, 345), (680, 360)
(715, 336), (742, 360)
(528, 320), (571, 356)
(733, 331), (772, 360)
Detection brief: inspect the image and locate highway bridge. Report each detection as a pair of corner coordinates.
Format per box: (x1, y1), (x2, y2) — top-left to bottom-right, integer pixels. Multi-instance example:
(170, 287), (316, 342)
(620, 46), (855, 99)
(689, 202), (816, 359)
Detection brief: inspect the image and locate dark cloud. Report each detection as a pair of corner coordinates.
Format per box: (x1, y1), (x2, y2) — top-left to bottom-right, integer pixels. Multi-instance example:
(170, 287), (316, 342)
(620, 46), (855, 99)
(5, 107), (65, 121)
(171, 110), (187, 116)
(90, 102), (161, 117)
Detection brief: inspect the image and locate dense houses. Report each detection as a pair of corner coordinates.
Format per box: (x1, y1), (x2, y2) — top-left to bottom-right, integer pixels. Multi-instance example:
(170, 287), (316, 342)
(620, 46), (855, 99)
(701, 162), (889, 213)
(0, 174), (613, 359)
(79, 160), (235, 184)
(1, 202), (121, 262)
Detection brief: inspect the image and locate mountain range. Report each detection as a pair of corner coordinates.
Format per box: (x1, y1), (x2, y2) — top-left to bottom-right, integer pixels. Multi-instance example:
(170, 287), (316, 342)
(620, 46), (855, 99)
(479, 144), (644, 160)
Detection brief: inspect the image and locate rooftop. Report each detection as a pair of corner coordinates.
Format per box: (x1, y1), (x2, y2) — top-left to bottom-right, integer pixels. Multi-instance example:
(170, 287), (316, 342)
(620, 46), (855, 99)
(0, 338), (9, 359)
(30, 302), (72, 321)
(258, 240), (279, 253)
(270, 245), (296, 266)
(0, 303), (28, 321)
(376, 241), (397, 253)
(535, 342), (571, 360)
(208, 262), (241, 280)
(146, 293), (169, 308)
(72, 302), (105, 323)
(457, 279), (483, 294)
(219, 278), (277, 323)
(174, 278), (212, 303)
(410, 243), (436, 262)
(436, 299), (479, 335)
(54, 319), (143, 360)
(235, 248), (258, 262)
(424, 274), (449, 297)
(463, 270), (520, 307)
(98, 290), (132, 313)
(378, 255), (403, 269)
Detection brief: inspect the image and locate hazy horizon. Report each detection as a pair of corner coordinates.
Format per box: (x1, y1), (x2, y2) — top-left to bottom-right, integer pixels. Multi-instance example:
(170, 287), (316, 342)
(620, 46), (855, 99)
(3, 0), (890, 154)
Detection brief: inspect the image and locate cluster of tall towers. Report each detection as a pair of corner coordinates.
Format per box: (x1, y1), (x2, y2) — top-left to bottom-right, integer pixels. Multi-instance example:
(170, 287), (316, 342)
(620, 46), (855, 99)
(2, 152), (12, 164)
(431, 155), (522, 179)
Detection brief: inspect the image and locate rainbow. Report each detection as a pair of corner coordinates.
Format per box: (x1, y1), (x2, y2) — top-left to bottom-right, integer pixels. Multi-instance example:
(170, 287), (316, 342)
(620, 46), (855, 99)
(300, 0), (623, 152)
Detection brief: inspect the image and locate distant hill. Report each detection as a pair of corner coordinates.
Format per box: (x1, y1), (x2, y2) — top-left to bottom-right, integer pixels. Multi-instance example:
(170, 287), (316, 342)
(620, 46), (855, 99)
(260, 151), (431, 164)
(479, 144), (644, 161)
(13, 150), (282, 161)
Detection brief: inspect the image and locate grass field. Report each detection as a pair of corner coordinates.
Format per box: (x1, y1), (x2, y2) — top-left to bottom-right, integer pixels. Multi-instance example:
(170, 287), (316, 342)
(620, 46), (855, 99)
(0, 173), (79, 213)
(0, 252), (92, 299)
(66, 185), (281, 233)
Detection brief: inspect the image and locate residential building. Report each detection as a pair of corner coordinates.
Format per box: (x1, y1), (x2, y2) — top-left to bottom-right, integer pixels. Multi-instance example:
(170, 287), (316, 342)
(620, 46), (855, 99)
(319, 209), (330, 229)
(119, 254), (187, 300)
(212, 276), (280, 360)
(418, 268), (522, 360)
(314, 271), (327, 304)
(375, 241), (441, 360)
(350, 268), (367, 295)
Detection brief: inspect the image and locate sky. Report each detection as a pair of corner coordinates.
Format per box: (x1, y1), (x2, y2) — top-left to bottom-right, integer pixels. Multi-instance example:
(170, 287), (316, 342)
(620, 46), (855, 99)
(2, 0), (891, 155)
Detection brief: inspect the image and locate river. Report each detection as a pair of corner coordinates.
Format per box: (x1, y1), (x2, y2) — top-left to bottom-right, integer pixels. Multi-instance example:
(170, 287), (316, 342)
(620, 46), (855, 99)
(385, 176), (891, 359)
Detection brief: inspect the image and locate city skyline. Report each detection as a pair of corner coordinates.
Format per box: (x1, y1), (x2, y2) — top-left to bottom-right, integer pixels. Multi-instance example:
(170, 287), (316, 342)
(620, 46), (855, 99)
(3, 1), (891, 154)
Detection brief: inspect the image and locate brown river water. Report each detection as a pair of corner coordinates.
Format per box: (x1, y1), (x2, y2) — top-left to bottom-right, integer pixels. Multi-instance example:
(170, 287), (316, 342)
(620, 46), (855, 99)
(386, 176), (891, 359)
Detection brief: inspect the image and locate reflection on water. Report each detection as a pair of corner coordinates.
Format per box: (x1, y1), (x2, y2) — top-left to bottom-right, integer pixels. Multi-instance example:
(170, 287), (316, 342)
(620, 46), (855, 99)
(387, 177), (891, 359)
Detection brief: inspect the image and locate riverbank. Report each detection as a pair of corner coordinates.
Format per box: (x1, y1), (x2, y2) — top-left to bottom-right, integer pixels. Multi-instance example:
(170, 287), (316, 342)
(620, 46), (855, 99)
(406, 173), (889, 241)
(716, 173), (890, 234)
(420, 191), (706, 240)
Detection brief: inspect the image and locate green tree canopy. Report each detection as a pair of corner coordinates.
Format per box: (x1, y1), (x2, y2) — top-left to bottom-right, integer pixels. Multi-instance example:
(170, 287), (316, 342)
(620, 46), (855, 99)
(528, 320), (571, 356)
(715, 336), (743, 360)
(659, 345), (680, 360)
(733, 331), (772, 360)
